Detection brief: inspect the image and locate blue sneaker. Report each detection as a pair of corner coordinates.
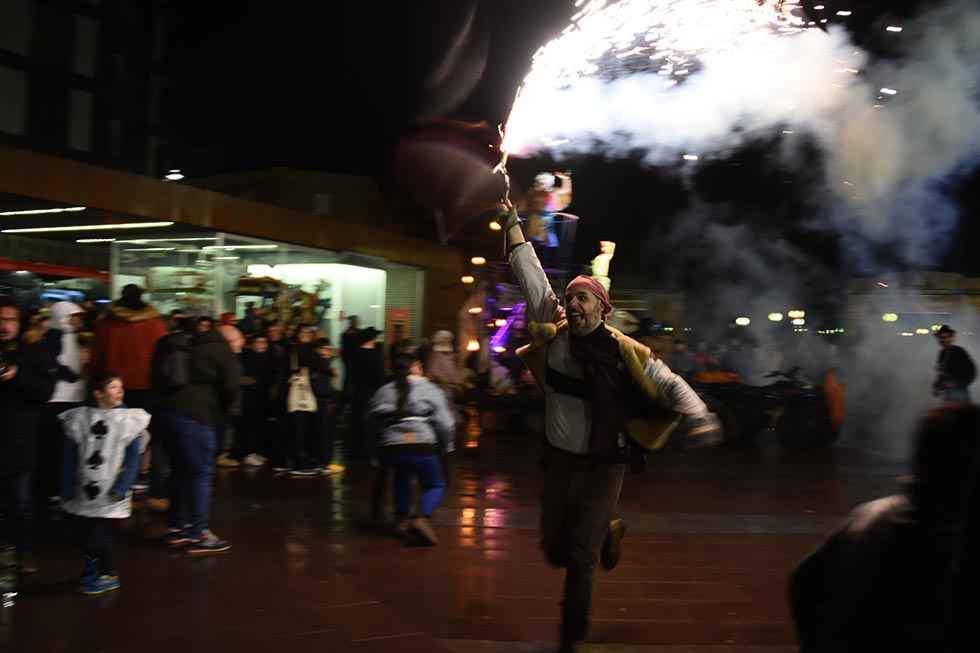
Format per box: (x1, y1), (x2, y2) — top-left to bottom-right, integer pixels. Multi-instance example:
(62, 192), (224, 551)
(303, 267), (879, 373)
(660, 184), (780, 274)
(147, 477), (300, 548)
(80, 575), (121, 596)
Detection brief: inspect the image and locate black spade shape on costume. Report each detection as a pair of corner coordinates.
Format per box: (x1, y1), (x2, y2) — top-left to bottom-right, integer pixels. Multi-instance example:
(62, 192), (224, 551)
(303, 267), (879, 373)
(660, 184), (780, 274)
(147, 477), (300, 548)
(84, 481), (101, 501)
(91, 421), (108, 438)
(86, 449), (104, 470)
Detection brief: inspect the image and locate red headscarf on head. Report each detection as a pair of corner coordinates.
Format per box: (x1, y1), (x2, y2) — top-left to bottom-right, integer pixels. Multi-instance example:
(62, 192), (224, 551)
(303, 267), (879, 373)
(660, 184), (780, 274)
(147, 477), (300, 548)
(565, 275), (613, 317)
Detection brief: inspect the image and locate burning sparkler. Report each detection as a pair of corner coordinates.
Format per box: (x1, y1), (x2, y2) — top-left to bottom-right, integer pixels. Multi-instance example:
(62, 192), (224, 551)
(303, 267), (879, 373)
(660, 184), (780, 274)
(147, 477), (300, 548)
(497, 0), (814, 160)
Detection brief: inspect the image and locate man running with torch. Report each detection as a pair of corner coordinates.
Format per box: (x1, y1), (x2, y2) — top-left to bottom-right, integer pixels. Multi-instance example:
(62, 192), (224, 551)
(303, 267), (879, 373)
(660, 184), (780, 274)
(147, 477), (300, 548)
(499, 202), (721, 652)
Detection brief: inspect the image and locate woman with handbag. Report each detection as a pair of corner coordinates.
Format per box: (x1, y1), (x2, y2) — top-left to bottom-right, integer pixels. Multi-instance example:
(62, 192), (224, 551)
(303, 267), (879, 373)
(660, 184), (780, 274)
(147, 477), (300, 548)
(285, 327), (321, 477)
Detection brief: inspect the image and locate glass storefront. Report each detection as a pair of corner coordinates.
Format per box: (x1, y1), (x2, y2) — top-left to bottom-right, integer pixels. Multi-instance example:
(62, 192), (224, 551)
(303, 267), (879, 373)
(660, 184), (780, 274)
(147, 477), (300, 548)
(111, 231), (423, 345)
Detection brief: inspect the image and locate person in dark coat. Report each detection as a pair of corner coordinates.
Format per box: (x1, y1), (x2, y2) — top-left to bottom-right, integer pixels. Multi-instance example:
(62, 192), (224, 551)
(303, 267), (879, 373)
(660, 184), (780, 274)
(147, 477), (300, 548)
(233, 334), (276, 466)
(789, 404), (980, 652)
(309, 338), (340, 472)
(153, 327), (240, 554)
(0, 297), (56, 572)
(340, 315), (362, 399)
(933, 325), (976, 403)
(350, 327), (386, 462)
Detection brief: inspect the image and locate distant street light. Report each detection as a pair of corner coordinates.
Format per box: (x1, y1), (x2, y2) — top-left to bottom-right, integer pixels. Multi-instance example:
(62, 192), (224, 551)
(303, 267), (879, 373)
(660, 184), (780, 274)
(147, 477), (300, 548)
(768, 313), (783, 322)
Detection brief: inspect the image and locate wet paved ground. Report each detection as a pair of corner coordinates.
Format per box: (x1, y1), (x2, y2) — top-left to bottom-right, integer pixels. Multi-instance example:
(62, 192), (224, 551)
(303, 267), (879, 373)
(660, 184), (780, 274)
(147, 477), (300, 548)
(4, 412), (907, 653)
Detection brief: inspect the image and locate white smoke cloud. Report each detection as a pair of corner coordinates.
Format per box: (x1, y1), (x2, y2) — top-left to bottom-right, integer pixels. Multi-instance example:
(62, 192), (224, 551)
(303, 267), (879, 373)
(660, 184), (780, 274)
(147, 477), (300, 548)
(507, 0), (980, 268)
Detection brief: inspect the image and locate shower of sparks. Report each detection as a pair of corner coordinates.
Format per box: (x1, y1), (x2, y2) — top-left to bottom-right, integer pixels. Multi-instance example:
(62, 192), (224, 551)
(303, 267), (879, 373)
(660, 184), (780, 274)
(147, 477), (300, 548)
(501, 0), (815, 155)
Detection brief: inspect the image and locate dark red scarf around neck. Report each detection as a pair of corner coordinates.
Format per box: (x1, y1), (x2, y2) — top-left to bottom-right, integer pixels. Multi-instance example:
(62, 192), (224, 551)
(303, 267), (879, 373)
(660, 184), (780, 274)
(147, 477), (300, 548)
(567, 323), (630, 459)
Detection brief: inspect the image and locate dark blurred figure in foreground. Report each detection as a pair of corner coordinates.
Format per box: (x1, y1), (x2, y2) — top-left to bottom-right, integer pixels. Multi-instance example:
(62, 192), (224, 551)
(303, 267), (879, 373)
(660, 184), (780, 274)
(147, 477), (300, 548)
(933, 325), (975, 404)
(0, 297), (55, 573)
(789, 404), (980, 652)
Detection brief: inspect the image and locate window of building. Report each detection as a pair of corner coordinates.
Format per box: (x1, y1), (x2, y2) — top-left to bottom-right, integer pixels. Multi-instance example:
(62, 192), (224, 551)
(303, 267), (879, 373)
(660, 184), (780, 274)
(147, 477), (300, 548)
(0, 0), (33, 56)
(108, 118), (122, 159)
(68, 89), (94, 151)
(0, 66), (28, 135)
(149, 76), (163, 125)
(73, 15), (98, 78)
(313, 193), (332, 216)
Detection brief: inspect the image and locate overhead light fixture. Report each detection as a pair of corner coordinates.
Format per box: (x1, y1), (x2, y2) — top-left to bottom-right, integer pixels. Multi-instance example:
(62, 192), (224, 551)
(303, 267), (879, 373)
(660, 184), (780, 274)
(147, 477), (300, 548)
(882, 313), (899, 322)
(2, 221), (174, 234)
(682, 153), (699, 161)
(202, 245), (279, 251)
(461, 275), (475, 284)
(214, 256), (241, 261)
(124, 247), (176, 252)
(468, 307), (483, 315)
(792, 318), (805, 326)
(489, 221), (502, 232)
(176, 249), (200, 253)
(494, 319), (507, 327)
(915, 328), (929, 335)
(880, 87), (898, 95)
(471, 256), (487, 266)
(76, 238), (116, 243)
(466, 339), (480, 352)
(836, 10), (852, 17)
(116, 237), (215, 244)
(768, 312), (784, 322)
(787, 310), (805, 319)
(734, 317), (751, 326)
(493, 346), (506, 353)
(164, 169), (184, 181)
(0, 206), (86, 217)
(886, 26), (903, 33)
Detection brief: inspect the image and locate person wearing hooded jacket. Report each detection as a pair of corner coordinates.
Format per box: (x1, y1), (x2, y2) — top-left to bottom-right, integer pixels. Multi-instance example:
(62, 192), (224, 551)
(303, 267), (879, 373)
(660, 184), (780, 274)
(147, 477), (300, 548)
(368, 351), (456, 544)
(91, 284), (167, 409)
(37, 302), (88, 503)
(153, 325), (240, 554)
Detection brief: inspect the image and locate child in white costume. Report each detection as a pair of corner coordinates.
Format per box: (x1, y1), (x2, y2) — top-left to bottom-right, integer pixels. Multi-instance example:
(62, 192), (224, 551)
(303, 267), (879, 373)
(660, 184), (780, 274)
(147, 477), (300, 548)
(60, 373), (149, 595)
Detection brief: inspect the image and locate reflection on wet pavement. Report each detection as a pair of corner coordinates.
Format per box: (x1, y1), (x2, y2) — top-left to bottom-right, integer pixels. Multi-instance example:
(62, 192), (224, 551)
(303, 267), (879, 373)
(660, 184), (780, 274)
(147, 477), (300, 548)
(4, 408), (906, 652)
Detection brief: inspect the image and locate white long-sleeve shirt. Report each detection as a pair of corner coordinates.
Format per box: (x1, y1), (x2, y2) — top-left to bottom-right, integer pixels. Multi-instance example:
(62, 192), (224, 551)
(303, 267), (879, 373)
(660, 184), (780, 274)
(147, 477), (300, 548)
(510, 242), (707, 454)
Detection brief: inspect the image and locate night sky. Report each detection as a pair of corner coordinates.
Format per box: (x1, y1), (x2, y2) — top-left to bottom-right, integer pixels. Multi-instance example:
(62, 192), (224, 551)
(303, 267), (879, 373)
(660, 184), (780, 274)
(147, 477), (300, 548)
(166, 0), (980, 283)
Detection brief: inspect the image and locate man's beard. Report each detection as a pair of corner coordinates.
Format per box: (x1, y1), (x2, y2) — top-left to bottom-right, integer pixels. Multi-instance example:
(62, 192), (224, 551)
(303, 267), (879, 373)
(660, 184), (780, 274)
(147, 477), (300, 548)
(568, 311), (602, 336)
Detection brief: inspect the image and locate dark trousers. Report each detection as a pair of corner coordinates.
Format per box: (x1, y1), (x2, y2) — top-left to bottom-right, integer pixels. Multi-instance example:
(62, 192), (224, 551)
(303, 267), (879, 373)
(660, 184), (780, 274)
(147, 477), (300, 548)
(38, 402), (80, 501)
(540, 449), (625, 644)
(126, 390), (170, 500)
(76, 516), (115, 577)
(160, 412), (216, 539)
(233, 393), (269, 459)
(350, 395), (375, 461)
(390, 451), (445, 517)
(287, 411), (318, 470)
(0, 473), (32, 556)
(316, 406), (335, 466)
